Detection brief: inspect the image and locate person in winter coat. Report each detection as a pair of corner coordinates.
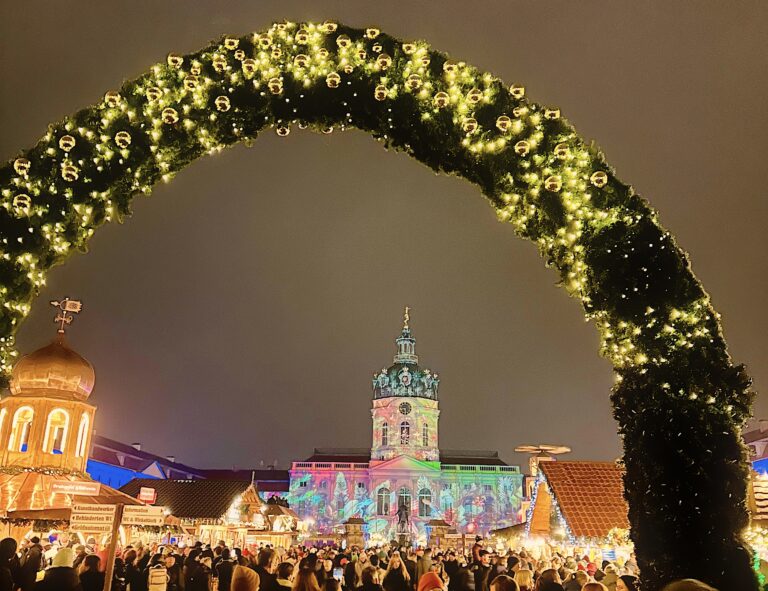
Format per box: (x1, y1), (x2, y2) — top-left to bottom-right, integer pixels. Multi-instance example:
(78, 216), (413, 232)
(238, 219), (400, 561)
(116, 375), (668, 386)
(35, 548), (82, 591)
(232, 565), (260, 591)
(214, 548), (235, 591)
(164, 554), (183, 591)
(19, 537), (44, 591)
(382, 553), (410, 591)
(147, 554), (169, 591)
(417, 572), (444, 591)
(79, 555), (106, 591)
(600, 565), (618, 591)
(276, 562), (294, 591)
(0, 538), (17, 591)
(360, 566), (383, 591)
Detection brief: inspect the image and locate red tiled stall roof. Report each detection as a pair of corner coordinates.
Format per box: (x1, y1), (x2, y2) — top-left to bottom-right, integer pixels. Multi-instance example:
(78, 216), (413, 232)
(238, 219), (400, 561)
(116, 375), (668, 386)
(539, 461), (629, 539)
(120, 478), (251, 520)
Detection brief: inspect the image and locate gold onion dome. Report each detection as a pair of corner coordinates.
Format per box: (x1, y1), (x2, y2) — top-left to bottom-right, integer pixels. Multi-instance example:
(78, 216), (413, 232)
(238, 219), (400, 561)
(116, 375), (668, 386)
(9, 333), (95, 400)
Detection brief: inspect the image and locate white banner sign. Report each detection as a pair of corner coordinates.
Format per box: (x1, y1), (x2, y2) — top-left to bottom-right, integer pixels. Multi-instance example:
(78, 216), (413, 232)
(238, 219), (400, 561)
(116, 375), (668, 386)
(52, 481), (101, 496)
(122, 505), (165, 526)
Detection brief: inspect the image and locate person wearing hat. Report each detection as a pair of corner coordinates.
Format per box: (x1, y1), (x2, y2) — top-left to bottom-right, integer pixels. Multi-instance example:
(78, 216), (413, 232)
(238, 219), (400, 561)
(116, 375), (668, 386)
(34, 548), (81, 591)
(473, 551), (492, 591)
(417, 571), (445, 591)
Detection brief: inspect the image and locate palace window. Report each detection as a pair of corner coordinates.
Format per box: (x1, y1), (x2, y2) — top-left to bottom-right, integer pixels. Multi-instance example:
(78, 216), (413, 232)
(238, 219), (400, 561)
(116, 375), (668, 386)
(398, 487), (411, 511)
(9, 406), (34, 452)
(422, 423), (429, 447)
(43, 409), (70, 454)
(377, 488), (391, 515)
(357, 482), (366, 491)
(75, 413), (90, 458)
(418, 488), (432, 517)
(382, 422), (388, 446)
(400, 421), (410, 446)
(319, 480), (328, 489)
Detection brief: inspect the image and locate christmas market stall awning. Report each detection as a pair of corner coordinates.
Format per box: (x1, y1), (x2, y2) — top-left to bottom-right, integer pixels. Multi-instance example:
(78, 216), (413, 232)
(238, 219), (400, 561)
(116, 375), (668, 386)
(0, 468), (143, 522)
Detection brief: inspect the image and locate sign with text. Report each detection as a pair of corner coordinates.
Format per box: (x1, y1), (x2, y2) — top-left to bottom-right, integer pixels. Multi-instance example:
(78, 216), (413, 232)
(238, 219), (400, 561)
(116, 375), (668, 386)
(52, 480), (101, 496)
(70, 503), (116, 533)
(138, 486), (157, 504)
(122, 505), (165, 526)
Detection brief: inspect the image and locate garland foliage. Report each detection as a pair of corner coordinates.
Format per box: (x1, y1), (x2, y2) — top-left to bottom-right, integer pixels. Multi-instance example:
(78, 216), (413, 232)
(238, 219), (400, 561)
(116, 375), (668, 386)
(0, 20), (756, 590)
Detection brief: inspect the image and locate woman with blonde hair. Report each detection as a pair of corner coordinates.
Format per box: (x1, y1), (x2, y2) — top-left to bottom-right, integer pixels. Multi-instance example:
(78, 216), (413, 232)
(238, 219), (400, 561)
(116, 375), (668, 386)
(383, 552), (410, 591)
(232, 565), (260, 591)
(582, 583), (608, 591)
(513, 569), (533, 591)
(293, 567), (322, 591)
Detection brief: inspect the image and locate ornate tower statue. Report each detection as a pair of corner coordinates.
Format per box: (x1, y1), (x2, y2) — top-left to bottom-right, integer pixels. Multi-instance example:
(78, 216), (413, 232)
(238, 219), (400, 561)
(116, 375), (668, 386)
(370, 307), (440, 463)
(0, 299), (96, 473)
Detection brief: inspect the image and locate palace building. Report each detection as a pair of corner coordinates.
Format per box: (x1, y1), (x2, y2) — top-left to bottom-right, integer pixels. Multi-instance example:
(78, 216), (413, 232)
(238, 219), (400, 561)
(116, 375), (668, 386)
(288, 310), (524, 544)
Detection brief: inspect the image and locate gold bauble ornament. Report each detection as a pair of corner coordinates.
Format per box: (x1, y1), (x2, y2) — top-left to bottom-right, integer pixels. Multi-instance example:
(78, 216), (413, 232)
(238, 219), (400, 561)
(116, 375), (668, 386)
(234, 49), (245, 61)
(268, 78), (283, 94)
(512, 106), (526, 117)
(293, 54), (309, 68)
(115, 131), (131, 148)
(184, 75), (200, 90)
(276, 125), (290, 137)
(104, 91), (121, 108)
(509, 84), (525, 99)
(321, 21), (338, 33)
(167, 53), (183, 68)
(466, 88), (483, 104)
(357, 49), (367, 60)
(257, 34), (271, 48)
(544, 175), (562, 192)
(433, 92), (449, 108)
(13, 158), (31, 176)
(443, 60), (458, 73)
(326, 72), (341, 88)
(402, 43), (416, 54)
(297, 122), (308, 130)
(554, 143), (570, 159)
(590, 171), (609, 188)
(224, 37), (239, 50)
(463, 118), (478, 133)
(544, 108), (560, 120)
(190, 64), (201, 75)
(274, 22), (287, 31)
(372, 43), (383, 53)
(514, 140), (530, 156)
(12, 194), (31, 213)
(146, 86), (162, 102)
(366, 28), (380, 39)
(374, 85), (388, 101)
(242, 58), (257, 74)
(496, 116), (512, 133)
(271, 47), (282, 59)
(336, 34), (352, 49)
(212, 54), (227, 72)
(318, 48), (329, 59)
(406, 74), (422, 90)
(295, 28), (309, 44)
(343, 64), (354, 74)
(59, 135), (76, 152)
(376, 54), (392, 69)
(419, 55), (430, 67)
(161, 107), (179, 124)
(322, 126), (334, 134)
(61, 164), (79, 182)
(215, 96), (231, 112)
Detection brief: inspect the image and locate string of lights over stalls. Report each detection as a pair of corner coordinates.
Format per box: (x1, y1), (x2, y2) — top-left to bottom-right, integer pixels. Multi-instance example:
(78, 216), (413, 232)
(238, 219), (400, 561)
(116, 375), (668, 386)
(0, 20), (757, 591)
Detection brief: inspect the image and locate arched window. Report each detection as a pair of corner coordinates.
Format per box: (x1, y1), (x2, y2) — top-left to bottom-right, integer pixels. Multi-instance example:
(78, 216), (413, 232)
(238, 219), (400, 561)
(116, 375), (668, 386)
(43, 409), (69, 454)
(75, 413), (90, 457)
(9, 406), (34, 452)
(377, 487), (390, 515)
(418, 488), (432, 517)
(381, 422), (388, 447)
(400, 421), (410, 446)
(422, 423), (429, 447)
(398, 487), (411, 512)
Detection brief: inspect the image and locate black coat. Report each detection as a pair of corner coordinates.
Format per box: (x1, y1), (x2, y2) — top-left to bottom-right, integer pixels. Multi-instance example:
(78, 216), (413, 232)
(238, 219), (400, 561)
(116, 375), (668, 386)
(80, 570), (106, 591)
(19, 544), (43, 591)
(0, 567), (13, 591)
(383, 569), (410, 591)
(35, 566), (83, 591)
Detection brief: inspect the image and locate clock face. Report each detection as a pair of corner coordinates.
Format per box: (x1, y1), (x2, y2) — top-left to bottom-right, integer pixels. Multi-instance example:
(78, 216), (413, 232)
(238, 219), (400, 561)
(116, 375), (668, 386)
(399, 402), (412, 415)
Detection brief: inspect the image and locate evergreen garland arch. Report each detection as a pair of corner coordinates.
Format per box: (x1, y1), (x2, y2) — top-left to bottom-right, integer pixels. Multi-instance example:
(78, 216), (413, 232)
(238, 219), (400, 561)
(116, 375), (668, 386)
(0, 21), (756, 590)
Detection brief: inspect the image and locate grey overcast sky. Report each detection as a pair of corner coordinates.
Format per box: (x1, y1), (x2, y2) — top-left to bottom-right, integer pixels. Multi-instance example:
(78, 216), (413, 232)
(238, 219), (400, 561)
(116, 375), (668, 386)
(1, 1), (766, 470)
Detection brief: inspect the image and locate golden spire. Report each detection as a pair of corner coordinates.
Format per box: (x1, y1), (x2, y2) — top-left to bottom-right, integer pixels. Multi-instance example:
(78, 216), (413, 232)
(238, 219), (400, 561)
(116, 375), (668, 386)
(50, 297), (83, 334)
(403, 306), (410, 330)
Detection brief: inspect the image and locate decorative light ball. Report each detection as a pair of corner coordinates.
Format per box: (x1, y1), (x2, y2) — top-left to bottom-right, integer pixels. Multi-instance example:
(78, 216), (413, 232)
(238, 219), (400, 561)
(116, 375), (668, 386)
(336, 34), (352, 49)
(372, 43), (383, 53)
(443, 60), (458, 73)
(233, 49), (245, 61)
(184, 75), (200, 90)
(190, 64), (202, 75)
(318, 48), (329, 59)
(374, 85), (388, 101)
(402, 43), (416, 54)
(496, 116), (512, 133)
(271, 47), (282, 59)
(514, 140), (530, 156)
(466, 88), (483, 104)
(366, 28), (380, 39)
(554, 143), (570, 159)
(276, 125), (290, 137)
(512, 106), (526, 117)
(13, 158), (31, 176)
(590, 171), (609, 188)
(419, 55), (430, 67)
(257, 34), (271, 48)
(297, 121), (308, 130)
(215, 96), (231, 112)
(326, 72), (341, 88)
(268, 77), (283, 94)
(343, 64), (354, 74)
(433, 92), (449, 108)
(167, 53), (183, 68)
(357, 48), (367, 60)
(104, 91), (121, 108)
(376, 54), (392, 69)
(212, 54), (227, 72)
(405, 74), (422, 90)
(145, 86), (162, 102)
(12, 194), (31, 213)
(463, 118), (478, 133)
(321, 21), (338, 33)
(242, 58), (257, 74)
(545, 108), (561, 120)
(59, 135), (76, 152)
(224, 37), (239, 50)
(293, 54), (309, 68)
(509, 84), (525, 99)
(274, 22), (287, 31)
(322, 126), (334, 134)
(295, 28), (309, 44)
(544, 175), (562, 192)
(114, 131), (131, 148)
(161, 107), (179, 124)
(61, 164), (79, 182)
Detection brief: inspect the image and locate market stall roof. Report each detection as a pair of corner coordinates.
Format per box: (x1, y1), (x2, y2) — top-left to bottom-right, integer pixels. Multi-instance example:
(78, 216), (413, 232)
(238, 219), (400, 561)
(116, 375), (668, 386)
(532, 461), (629, 539)
(0, 469), (142, 521)
(121, 478), (252, 520)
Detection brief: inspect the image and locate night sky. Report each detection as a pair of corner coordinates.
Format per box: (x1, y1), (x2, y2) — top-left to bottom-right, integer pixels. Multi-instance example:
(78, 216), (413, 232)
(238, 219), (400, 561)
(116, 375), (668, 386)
(1, 2), (766, 471)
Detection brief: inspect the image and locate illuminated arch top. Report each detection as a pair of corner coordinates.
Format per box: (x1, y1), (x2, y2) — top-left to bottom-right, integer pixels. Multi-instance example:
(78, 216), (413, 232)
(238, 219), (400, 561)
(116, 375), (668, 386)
(0, 20), (757, 589)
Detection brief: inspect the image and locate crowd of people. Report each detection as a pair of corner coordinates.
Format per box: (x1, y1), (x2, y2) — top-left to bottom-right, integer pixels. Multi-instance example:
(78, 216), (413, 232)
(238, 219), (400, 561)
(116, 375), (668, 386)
(0, 534), (721, 591)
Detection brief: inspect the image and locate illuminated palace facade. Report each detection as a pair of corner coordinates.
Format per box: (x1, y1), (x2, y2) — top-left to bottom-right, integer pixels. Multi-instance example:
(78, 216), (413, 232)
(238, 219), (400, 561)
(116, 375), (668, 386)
(288, 312), (524, 543)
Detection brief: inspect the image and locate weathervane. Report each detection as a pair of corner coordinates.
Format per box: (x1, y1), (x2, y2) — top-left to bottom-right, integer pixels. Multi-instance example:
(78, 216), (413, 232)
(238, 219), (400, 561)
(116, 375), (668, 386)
(403, 306), (410, 330)
(50, 298), (83, 334)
